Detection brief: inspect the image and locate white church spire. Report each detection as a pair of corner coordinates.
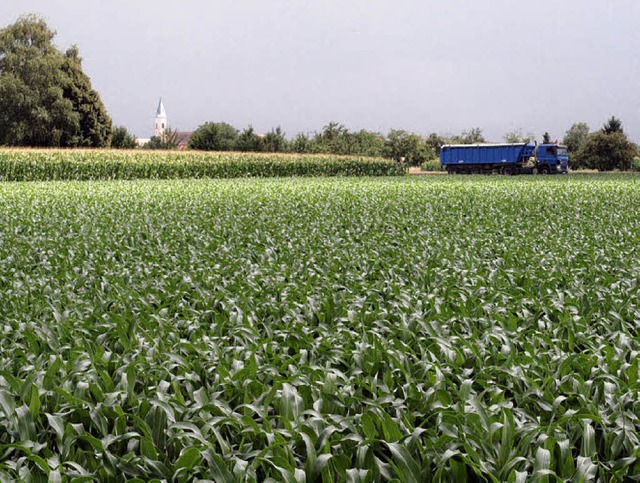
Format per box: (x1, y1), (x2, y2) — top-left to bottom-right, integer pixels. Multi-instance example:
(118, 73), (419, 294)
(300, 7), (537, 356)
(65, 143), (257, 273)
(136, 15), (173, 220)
(155, 98), (167, 137)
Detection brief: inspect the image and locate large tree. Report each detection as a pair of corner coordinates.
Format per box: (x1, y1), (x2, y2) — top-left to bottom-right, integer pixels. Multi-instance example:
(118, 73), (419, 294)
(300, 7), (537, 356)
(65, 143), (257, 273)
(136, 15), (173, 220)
(61, 46), (112, 146)
(563, 122), (589, 154)
(188, 122), (238, 151)
(574, 131), (636, 171)
(383, 130), (434, 165)
(0, 15), (112, 147)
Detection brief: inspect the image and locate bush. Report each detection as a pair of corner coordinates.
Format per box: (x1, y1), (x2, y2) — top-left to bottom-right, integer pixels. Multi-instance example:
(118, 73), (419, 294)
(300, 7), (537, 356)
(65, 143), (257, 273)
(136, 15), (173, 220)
(420, 160), (445, 171)
(110, 126), (137, 149)
(632, 157), (640, 172)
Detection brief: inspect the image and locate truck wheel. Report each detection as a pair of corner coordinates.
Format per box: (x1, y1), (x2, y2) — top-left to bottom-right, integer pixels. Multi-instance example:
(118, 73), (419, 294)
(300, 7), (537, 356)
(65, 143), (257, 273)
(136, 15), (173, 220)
(540, 166), (549, 175)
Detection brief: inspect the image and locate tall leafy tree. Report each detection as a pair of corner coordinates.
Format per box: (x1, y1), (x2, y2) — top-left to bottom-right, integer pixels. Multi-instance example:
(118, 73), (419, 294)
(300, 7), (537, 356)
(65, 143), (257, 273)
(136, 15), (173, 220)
(574, 131), (636, 171)
(61, 46), (112, 146)
(563, 122), (589, 154)
(383, 130), (434, 165)
(574, 117), (635, 171)
(350, 130), (385, 157)
(0, 15), (112, 147)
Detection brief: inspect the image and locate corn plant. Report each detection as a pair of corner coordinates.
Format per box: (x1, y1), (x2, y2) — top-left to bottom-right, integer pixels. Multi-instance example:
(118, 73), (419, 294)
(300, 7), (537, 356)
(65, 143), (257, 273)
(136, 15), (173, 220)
(0, 174), (639, 481)
(0, 149), (405, 181)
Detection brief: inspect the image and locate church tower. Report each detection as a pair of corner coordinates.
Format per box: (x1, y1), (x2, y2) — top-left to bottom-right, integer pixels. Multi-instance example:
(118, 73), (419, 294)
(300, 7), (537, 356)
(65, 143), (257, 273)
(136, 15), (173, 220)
(155, 98), (167, 138)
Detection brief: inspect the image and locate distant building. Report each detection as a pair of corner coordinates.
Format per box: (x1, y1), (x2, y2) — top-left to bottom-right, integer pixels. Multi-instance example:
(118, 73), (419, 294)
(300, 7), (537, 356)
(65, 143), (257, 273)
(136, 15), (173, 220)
(155, 98), (167, 138)
(175, 131), (192, 149)
(135, 98), (192, 149)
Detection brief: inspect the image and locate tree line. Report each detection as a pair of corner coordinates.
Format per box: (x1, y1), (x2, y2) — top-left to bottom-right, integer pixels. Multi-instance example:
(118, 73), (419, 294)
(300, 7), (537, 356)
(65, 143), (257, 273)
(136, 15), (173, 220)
(142, 122), (491, 166)
(1, 15), (638, 171)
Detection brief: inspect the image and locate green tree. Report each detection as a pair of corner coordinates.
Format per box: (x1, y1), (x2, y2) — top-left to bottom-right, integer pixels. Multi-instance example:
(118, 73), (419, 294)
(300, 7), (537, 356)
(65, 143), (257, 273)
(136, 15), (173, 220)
(425, 133), (446, 155)
(290, 133), (315, 154)
(262, 126), (288, 152)
(602, 116), (623, 135)
(313, 122), (351, 154)
(542, 132), (551, 144)
(503, 129), (533, 143)
(350, 130), (385, 157)
(0, 15), (111, 147)
(60, 46), (112, 146)
(563, 122), (589, 154)
(383, 130), (434, 165)
(450, 127), (485, 144)
(574, 131), (636, 171)
(236, 126), (263, 152)
(111, 125), (137, 149)
(188, 122), (238, 151)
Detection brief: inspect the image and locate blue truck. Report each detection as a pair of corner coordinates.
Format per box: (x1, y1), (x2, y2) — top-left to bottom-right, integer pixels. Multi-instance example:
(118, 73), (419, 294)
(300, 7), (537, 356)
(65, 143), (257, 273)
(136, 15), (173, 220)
(440, 143), (569, 174)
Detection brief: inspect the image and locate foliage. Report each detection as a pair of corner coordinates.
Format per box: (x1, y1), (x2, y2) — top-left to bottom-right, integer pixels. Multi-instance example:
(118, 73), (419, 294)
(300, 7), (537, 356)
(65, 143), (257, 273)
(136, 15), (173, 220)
(633, 156), (640, 172)
(146, 127), (179, 150)
(236, 126), (263, 152)
(420, 159), (445, 171)
(503, 129), (533, 143)
(0, 175), (639, 481)
(602, 116), (623, 135)
(311, 122), (351, 154)
(450, 127), (485, 144)
(290, 132), (315, 154)
(188, 122), (238, 151)
(110, 126), (137, 149)
(349, 129), (385, 157)
(573, 131), (637, 171)
(383, 129), (433, 166)
(0, 149), (405, 180)
(60, 46), (112, 146)
(563, 122), (589, 154)
(0, 15), (111, 147)
(261, 126), (288, 153)
(425, 133), (446, 155)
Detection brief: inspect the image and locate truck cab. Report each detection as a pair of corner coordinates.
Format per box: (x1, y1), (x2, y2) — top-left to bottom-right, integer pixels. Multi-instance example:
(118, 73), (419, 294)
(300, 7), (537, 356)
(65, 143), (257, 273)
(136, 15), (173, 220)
(536, 144), (569, 174)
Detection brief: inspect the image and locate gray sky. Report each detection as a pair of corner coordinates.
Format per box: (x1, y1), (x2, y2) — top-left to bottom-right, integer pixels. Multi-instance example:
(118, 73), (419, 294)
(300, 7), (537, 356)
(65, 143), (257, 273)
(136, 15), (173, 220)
(2, 0), (639, 142)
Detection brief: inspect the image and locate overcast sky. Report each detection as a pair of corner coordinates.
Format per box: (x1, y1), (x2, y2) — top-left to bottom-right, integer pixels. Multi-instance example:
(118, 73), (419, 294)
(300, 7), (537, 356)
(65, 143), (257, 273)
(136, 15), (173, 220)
(2, 0), (639, 141)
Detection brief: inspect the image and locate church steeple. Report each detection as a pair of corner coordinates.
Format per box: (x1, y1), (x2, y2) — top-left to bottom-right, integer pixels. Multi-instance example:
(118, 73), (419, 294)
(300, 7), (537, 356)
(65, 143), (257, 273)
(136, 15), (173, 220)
(155, 98), (167, 137)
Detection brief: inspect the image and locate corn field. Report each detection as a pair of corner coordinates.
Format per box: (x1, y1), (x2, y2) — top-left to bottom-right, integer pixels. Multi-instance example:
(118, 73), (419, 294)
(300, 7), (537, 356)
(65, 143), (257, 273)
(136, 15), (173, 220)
(0, 175), (639, 481)
(0, 149), (405, 181)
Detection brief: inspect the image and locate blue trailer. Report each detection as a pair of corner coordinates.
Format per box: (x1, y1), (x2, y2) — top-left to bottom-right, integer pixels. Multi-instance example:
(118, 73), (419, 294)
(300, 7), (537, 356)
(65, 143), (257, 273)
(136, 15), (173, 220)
(440, 143), (569, 174)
